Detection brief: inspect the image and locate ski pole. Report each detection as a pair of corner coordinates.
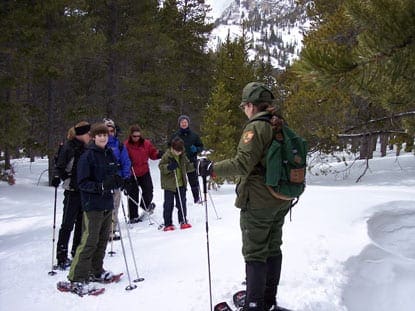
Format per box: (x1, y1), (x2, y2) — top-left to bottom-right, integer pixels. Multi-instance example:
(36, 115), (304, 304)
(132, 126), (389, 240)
(208, 190), (221, 220)
(202, 175), (213, 311)
(173, 169), (187, 224)
(48, 187), (58, 276)
(125, 192), (160, 226)
(116, 220), (137, 291)
(108, 220), (116, 256)
(121, 193), (145, 283)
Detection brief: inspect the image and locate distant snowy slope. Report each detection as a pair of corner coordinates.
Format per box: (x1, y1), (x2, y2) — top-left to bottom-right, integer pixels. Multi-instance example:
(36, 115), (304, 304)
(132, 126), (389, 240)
(208, 0), (309, 68)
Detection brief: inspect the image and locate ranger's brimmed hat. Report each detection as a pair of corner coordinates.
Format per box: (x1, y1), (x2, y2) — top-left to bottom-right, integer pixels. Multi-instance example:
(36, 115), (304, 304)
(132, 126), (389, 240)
(241, 82), (275, 104)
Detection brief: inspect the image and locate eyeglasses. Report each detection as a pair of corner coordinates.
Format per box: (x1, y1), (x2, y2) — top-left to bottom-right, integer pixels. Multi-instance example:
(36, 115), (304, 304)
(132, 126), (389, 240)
(132, 135), (141, 138)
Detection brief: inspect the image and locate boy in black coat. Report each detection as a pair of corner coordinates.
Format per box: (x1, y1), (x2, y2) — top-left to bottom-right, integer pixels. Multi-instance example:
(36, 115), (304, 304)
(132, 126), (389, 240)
(68, 123), (123, 287)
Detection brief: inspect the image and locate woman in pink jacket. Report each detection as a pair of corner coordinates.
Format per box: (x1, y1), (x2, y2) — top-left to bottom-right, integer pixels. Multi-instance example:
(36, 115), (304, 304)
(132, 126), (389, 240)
(124, 125), (163, 223)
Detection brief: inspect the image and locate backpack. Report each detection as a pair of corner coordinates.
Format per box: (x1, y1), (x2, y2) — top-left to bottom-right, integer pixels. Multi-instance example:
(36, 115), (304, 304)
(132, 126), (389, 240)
(251, 116), (308, 205)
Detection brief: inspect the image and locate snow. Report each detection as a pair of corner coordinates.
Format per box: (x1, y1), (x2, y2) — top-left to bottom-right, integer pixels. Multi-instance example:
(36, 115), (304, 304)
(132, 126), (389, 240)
(1, 151), (415, 311)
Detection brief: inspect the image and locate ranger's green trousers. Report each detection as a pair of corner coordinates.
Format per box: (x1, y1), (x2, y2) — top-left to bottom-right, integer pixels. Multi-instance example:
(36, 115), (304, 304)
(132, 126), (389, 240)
(68, 210), (112, 282)
(240, 201), (291, 262)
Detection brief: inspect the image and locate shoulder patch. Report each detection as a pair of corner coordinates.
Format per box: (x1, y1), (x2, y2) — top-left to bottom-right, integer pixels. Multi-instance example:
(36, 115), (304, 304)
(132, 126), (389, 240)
(242, 130), (255, 144)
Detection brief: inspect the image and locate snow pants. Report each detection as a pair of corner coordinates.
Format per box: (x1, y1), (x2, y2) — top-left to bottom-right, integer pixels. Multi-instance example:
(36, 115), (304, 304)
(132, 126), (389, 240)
(240, 201), (291, 262)
(68, 210), (112, 282)
(240, 201), (291, 310)
(162, 187), (187, 227)
(56, 190), (83, 262)
(187, 161), (200, 203)
(112, 189), (121, 231)
(127, 172), (154, 220)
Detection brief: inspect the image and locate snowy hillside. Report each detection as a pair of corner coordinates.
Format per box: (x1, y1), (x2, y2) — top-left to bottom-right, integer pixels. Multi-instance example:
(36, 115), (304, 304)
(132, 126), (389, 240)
(1, 151), (415, 310)
(208, 0), (309, 68)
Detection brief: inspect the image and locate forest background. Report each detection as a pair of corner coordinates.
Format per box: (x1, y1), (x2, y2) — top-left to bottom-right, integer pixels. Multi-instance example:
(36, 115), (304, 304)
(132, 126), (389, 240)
(1, 0), (414, 183)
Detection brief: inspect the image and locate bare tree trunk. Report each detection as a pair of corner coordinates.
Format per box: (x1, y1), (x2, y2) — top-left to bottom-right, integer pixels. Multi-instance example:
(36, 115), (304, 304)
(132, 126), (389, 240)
(4, 147), (11, 170)
(359, 134), (369, 160)
(351, 136), (359, 153)
(380, 133), (388, 157)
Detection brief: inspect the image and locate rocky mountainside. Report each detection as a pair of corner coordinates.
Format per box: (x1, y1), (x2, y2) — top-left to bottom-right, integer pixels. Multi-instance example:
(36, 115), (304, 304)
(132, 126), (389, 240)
(209, 0), (309, 69)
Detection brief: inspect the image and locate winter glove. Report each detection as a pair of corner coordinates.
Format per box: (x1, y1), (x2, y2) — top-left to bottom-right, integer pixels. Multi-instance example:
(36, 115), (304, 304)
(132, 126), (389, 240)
(167, 157), (179, 171)
(157, 150), (164, 159)
(197, 158), (214, 177)
(114, 175), (124, 189)
(51, 176), (61, 188)
(102, 174), (123, 191)
(190, 145), (197, 154)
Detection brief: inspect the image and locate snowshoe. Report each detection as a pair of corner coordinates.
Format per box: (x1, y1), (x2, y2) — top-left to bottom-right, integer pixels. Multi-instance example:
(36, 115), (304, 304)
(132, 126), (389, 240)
(57, 281), (105, 297)
(233, 290), (246, 308)
(180, 222), (192, 230)
(163, 225), (175, 231)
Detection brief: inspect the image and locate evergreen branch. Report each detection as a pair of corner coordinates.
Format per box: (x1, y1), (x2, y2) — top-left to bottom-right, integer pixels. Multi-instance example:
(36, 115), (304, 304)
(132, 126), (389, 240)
(342, 110), (415, 133)
(338, 130), (406, 138)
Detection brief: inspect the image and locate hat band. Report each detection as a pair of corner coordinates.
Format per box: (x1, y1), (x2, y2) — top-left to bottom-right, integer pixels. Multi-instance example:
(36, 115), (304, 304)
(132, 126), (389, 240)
(75, 124), (90, 136)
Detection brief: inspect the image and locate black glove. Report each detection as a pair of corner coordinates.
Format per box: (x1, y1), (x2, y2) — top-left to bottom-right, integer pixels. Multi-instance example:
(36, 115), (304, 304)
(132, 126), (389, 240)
(157, 150), (164, 159)
(102, 175), (123, 191)
(197, 158), (213, 177)
(51, 176), (61, 188)
(167, 157), (178, 171)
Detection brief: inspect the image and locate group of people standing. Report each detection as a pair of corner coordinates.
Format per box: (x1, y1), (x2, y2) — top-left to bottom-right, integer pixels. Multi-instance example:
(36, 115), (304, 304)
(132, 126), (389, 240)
(51, 82), (294, 311)
(52, 115), (203, 286)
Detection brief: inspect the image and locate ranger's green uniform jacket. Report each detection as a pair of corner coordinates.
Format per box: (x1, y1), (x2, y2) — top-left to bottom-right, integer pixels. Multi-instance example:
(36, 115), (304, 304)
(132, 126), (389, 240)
(159, 149), (195, 192)
(214, 111), (291, 262)
(215, 111), (289, 209)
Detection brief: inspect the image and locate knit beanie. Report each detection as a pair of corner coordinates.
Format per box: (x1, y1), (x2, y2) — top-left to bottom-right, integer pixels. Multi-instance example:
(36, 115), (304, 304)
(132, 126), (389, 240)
(178, 115), (190, 125)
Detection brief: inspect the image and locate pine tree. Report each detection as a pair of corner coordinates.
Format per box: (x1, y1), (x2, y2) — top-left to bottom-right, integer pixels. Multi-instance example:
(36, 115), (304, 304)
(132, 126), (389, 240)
(202, 33), (256, 170)
(288, 0), (415, 155)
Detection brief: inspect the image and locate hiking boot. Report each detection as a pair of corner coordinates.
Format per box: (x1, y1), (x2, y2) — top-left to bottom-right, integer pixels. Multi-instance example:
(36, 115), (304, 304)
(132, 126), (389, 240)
(93, 270), (114, 282)
(56, 258), (72, 270)
(163, 225), (175, 231)
(71, 281), (98, 296)
(111, 231), (121, 241)
(129, 217), (142, 224)
(147, 202), (156, 214)
(180, 222), (192, 230)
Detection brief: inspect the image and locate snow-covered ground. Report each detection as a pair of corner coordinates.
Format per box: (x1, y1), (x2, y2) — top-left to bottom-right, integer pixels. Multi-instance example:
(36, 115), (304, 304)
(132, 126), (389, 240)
(1, 151), (415, 311)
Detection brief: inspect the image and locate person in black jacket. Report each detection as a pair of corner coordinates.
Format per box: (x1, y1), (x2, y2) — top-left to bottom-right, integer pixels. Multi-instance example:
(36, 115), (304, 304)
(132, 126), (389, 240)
(68, 123), (123, 285)
(52, 121), (91, 269)
(170, 115), (204, 204)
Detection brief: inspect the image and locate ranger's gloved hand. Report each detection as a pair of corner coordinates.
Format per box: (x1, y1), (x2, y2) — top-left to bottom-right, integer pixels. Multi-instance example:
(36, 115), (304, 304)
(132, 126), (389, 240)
(51, 176), (61, 188)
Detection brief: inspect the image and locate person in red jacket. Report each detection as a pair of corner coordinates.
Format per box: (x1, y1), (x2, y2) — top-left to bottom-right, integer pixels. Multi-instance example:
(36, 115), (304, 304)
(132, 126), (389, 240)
(124, 124), (163, 223)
